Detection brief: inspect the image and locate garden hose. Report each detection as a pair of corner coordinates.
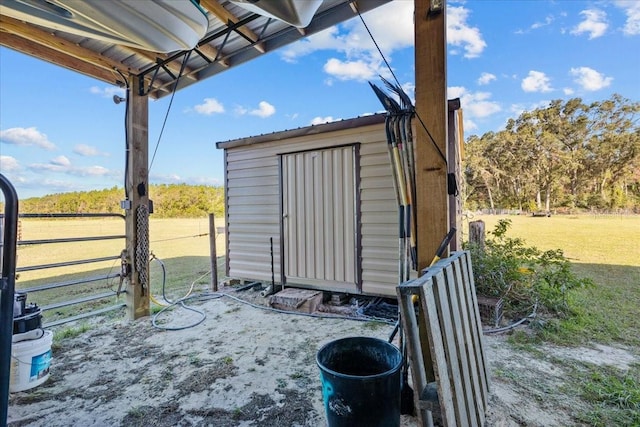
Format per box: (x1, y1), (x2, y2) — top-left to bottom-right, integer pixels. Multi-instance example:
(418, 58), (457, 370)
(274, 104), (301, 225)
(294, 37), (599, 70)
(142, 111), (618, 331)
(148, 253), (203, 306)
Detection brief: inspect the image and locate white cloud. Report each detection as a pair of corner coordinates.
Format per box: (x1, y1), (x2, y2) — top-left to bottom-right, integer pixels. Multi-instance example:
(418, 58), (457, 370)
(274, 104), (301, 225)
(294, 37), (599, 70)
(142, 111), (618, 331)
(150, 172), (183, 184)
(570, 67), (613, 91)
(249, 101), (276, 118)
(0, 155), (20, 171)
(457, 90), (501, 118)
(401, 82), (416, 105)
(29, 156), (112, 177)
(29, 162), (67, 173)
(89, 85), (126, 98)
(615, 0), (640, 35)
(73, 144), (108, 157)
(75, 166), (110, 176)
(563, 87), (575, 95)
(0, 127), (56, 150)
(446, 86), (501, 131)
(477, 72), (496, 86)
(194, 98), (225, 115)
(571, 9), (608, 39)
(448, 86), (466, 100)
(234, 101), (276, 118)
(447, 6), (487, 58)
(531, 15), (554, 30)
(280, 2), (485, 82)
(280, 1), (414, 63)
(521, 71), (553, 93)
(51, 155), (71, 167)
(310, 116), (339, 125)
(280, 29), (332, 63)
(40, 179), (79, 191)
(323, 58), (379, 82)
(463, 118), (477, 131)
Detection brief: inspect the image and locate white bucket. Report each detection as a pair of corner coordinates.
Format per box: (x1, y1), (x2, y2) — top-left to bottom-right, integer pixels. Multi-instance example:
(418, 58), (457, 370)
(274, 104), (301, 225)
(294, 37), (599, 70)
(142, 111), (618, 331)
(10, 330), (53, 393)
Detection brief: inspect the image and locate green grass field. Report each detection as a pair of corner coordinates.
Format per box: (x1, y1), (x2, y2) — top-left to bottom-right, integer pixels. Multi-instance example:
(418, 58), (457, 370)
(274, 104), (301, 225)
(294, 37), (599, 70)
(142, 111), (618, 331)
(467, 213), (640, 347)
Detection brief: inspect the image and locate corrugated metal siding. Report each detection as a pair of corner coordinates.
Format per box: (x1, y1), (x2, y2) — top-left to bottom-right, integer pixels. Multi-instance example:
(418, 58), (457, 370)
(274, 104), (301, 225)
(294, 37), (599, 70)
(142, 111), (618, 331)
(223, 120), (400, 296)
(358, 137), (401, 294)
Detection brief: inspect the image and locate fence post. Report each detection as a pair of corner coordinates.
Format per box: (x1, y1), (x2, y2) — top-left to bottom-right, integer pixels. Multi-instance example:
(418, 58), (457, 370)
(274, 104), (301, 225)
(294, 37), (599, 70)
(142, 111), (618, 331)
(209, 213), (218, 292)
(469, 220), (485, 251)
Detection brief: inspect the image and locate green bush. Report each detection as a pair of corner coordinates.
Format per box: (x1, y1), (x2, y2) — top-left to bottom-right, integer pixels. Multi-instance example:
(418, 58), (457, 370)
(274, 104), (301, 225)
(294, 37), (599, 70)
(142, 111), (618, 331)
(466, 219), (593, 320)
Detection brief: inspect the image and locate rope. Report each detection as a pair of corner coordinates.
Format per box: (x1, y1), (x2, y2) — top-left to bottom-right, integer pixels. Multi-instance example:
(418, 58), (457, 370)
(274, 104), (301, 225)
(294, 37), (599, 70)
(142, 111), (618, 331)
(354, 3), (448, 167)
(149, 51), (191, 172)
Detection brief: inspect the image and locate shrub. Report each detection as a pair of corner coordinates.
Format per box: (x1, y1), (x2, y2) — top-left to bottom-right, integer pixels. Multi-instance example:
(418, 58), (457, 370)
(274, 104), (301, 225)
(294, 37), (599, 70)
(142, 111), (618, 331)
(465, 219), (593, 320)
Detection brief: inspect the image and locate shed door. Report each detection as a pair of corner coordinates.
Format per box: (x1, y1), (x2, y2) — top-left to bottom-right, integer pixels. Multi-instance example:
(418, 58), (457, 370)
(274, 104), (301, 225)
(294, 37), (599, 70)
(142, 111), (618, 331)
(282, 146), (358, 292)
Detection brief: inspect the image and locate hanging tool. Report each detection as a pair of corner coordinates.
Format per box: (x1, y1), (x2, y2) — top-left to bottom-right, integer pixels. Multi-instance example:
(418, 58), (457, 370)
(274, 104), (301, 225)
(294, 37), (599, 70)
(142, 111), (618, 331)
(371, 79), (418, 416)
(427, 227), (457, 270)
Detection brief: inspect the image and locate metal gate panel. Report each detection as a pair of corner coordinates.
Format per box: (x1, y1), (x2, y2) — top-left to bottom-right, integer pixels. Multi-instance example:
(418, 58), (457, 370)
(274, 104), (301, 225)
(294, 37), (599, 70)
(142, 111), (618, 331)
(282, 146), (357, 291)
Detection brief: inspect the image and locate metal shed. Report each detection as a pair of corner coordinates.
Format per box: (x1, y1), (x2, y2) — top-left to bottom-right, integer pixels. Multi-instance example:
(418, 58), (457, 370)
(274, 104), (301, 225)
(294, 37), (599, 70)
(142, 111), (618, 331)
(216, 113), (408, 296)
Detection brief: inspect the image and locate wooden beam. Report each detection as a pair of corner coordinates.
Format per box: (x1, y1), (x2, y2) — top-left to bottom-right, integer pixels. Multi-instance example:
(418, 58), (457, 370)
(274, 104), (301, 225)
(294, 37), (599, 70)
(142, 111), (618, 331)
(199, 0), (266, 53)
(195, 42), (230, 68)
(0, 32), (123, 86)
(0, 15), (138, 76)
(1, 16), (174, 98)
(414, 0), (449, 271)
(125, 75), (150, 320)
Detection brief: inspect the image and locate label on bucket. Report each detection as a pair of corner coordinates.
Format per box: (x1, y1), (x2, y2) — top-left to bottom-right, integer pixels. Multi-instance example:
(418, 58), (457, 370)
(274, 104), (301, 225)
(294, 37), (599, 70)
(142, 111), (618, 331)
(30, 350), (52, 381)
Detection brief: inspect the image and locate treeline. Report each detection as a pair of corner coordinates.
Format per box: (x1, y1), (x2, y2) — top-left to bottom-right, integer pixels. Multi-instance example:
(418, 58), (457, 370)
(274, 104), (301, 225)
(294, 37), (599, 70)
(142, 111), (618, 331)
(16, 184), (225, 218)
(464, 94), (640, 212)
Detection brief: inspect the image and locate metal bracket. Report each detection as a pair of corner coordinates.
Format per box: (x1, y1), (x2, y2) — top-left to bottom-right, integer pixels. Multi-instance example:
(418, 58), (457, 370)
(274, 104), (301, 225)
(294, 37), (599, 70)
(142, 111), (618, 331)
(117, 249), (131, 297)
(429, 0), (443, 15)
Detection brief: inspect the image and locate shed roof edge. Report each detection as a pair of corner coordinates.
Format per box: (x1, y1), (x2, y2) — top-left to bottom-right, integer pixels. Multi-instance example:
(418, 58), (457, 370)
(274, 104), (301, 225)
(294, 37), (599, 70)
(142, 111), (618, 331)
(215, 113), (386, 150)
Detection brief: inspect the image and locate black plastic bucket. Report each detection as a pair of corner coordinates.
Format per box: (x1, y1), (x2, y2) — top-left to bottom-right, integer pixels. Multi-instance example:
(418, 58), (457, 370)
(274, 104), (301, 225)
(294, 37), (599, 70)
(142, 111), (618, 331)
(316, 336), (402, 427)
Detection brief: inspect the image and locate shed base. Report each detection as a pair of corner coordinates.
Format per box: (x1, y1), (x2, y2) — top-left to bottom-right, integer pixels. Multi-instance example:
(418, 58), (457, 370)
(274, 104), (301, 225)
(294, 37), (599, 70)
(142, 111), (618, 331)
(269, 288), (323, 313)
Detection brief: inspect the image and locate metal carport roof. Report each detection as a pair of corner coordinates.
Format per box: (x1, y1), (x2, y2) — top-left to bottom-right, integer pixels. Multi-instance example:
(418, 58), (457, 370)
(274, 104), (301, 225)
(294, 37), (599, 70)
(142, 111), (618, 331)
(1, 0), (390, 99)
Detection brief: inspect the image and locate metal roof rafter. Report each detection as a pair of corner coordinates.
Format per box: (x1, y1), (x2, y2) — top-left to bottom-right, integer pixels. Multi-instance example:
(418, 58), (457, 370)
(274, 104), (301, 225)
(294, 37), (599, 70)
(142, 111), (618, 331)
(135, 13), (260, 95)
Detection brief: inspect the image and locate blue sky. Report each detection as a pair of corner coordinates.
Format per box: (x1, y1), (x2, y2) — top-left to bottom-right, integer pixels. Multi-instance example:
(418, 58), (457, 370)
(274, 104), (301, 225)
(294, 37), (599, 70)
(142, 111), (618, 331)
(1, 0), (639, 200)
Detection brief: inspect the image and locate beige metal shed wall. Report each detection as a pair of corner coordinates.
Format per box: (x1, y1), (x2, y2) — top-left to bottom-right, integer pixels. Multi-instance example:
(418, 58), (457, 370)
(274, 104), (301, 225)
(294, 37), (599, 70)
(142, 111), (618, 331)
(224, 120), (399, 296)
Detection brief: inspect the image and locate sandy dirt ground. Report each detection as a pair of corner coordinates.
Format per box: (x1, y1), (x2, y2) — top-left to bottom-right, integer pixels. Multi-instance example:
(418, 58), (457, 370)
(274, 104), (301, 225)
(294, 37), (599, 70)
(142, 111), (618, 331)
(7, 285), (639, 427)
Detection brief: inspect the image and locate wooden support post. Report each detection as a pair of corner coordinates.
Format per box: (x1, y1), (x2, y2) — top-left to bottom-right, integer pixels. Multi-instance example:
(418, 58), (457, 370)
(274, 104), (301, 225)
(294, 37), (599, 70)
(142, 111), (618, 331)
(209, 213), (218, 291)
(125, 76), (150, 320)
(415, 0), (449, 272)
(448, 98), (462, 251)
(414, 3), (448, 423)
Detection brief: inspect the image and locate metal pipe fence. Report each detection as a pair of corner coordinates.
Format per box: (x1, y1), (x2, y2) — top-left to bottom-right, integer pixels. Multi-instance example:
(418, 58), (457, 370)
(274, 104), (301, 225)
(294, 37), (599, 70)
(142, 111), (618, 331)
(13, 212), (127, 327)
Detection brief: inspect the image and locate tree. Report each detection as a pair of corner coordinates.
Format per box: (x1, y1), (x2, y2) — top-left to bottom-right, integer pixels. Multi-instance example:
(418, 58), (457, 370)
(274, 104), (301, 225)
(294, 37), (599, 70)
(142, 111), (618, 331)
(17, 185), (226, 218)
(583, 94), (640, 208)
(463, 94), (640, 211)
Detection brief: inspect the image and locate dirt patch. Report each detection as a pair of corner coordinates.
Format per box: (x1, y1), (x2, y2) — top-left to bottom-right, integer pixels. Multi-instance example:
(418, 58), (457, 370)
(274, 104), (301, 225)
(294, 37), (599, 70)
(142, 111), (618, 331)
(545, 343), (638, 371)
(7, 287), (639, 426)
